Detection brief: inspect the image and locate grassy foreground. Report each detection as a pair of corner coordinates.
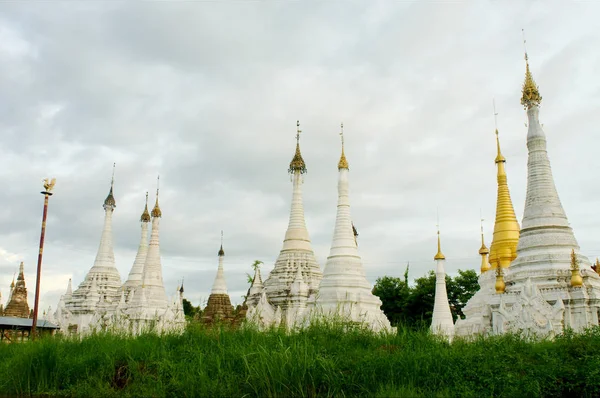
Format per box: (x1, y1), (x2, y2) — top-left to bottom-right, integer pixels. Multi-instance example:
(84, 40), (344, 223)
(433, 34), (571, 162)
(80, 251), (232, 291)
(1, 323), (600, 397)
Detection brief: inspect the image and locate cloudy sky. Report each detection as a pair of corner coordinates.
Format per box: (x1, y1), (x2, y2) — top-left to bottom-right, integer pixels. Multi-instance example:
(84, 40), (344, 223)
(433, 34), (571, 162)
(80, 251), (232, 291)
(1, 1), (599, 315)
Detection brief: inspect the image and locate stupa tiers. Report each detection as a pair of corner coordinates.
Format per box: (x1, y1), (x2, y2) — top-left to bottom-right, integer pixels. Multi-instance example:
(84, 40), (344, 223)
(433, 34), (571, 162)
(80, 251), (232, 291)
(430, 232), (455, 340)
(3, 262), (30, 318)
(121, 192), (151, 299)
(54, 175), (185, 335)
(62, 172), (122, 332)
(262, 121), (322, 310)
(457, 50), (600, 337)
(202, 234), (234, 324)
(311, 126), (393, 332)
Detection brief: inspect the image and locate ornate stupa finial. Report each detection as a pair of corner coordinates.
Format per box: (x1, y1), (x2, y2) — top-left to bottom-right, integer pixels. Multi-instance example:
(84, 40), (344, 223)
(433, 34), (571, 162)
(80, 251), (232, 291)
(103, 163), (116, 209)
(479, 216), (491, 273)
(570, 249), (583, 287)
(520, 29), (542, 109)
(288, 120), (307, 174)
(338, 122), (349, 170)
(493, 99), (506, 164)
(140, 191), (151, 222)
(180, 277), (184, 294)
(151, 175), (162, 218)
(218, 230), (225, 257)
(434, 216), (445, 260)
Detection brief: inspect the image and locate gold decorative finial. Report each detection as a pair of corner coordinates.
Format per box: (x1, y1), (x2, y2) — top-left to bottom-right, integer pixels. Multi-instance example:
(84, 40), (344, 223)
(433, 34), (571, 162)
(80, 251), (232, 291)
(103, 163), (116, 209)
(338, 122), (349, 170)
(42, 178), (56, 193)
(495, 266), (506, 293)
(570, 249), (583, 287)
(434, 213), (445, 260)
(288, 120), (307, 174)
(218, 230), (225, 256)
(493, 100), (505, 164)
(151, 175), (162, 218)
(140, 191), (151, 222)
(520, 29), (542, 109)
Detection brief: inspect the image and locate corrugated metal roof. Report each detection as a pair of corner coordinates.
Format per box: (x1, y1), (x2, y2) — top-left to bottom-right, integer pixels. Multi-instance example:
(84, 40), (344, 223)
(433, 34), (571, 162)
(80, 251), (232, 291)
(0, 316), (59, 329)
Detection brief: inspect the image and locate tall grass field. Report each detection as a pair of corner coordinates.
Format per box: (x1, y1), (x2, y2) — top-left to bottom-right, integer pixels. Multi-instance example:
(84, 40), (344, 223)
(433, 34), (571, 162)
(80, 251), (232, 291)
(1, 323), (600, 397)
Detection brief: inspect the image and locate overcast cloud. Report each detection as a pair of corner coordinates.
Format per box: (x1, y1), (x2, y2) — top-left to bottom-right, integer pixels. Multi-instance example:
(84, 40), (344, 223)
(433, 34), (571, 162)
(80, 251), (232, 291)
(1, 1), (599, 314)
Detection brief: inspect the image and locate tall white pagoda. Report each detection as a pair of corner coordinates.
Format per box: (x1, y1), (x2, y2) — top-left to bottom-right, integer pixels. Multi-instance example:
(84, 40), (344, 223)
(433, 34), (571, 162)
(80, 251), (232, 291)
(121, 192), (151, 300)
(311, 125), (393, 333)
(262, 121), (322, 309)
(60, 169), (122, 333)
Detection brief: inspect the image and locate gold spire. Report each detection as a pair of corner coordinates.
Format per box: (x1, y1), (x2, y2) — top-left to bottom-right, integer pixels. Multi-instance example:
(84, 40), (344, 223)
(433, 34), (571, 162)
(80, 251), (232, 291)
(140, 191), (151, 222)
(520, 29), (542, 109)
(338, 122), (349, 170)
(104, 163), (116, 208)
(488, 106), (520, 270)
(479, 218), (491, 273)
(570, 249), (583, 287)
(218, 230), (225, 257)
(151, 176), (162, 218)
(434, 228), (445, 260)
(288, 120), (307, 174)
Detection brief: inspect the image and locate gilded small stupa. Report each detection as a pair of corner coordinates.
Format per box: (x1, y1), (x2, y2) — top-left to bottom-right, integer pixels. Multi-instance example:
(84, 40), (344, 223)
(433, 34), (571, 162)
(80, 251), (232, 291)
(3, 262), (30, 318)
(487, 122), (520, 270)
(203, 232), (234, 324)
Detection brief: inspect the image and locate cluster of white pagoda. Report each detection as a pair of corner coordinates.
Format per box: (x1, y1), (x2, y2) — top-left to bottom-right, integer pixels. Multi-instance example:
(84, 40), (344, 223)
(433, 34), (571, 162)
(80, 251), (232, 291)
(429, 51), (600, 340)
(50, 180), (186, 335)
(46, 47), (600, 339)
(239, 123), (393, 332)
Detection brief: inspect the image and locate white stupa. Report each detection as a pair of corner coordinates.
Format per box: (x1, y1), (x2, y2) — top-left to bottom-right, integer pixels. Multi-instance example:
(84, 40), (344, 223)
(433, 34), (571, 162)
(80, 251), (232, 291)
(121, 192), (151, 301)
(430, 230), (455, 340)
(138, 181), (169, 313)
(62, 168), (122, 333)
(263, 121), (322, 310)
(311, 125), (393, 333)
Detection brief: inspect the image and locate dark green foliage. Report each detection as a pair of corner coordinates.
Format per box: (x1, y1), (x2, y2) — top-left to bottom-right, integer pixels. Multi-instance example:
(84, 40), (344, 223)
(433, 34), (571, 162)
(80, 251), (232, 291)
(2, 324), (600, 397)
(373, 269), (479, 328)
(182, 298), (200, 318)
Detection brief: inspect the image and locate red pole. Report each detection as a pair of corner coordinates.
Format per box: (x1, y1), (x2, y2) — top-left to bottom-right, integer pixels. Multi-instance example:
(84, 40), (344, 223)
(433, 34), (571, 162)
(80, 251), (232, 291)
(31, 189), (53, 340)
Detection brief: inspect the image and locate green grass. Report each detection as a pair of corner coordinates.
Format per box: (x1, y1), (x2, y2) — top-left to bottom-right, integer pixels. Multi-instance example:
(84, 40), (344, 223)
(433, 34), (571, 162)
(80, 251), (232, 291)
(1, 323), (600, 397)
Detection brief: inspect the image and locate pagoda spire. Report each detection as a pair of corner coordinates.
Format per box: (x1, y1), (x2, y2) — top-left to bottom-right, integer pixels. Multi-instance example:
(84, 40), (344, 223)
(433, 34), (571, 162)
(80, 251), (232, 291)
(488, 104), (520, 270)
(69, 165), (122, 317)
(479, 218), (491, 273)
(510, 40), (590, 274)
(430, 225), (455, 340)
(263, 121), (322, 310)
(314, 125), (392, 332)
(211, 231), (228, 294)
(141, 176), (168, 310)
(122, 192), (151, 299)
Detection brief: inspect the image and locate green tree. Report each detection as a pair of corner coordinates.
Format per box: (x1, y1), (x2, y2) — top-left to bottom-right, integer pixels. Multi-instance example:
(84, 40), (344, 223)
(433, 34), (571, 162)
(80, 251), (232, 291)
(447, 269), (479, 319)
(183, 298), (200, 318)
(372, 276), (411, 326)
(373, 268), (480, 329)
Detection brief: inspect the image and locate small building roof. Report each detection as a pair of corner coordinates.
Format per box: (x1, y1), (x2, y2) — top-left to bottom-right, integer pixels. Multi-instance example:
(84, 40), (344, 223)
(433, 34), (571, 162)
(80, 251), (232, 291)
(0, 316), (59, 330)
